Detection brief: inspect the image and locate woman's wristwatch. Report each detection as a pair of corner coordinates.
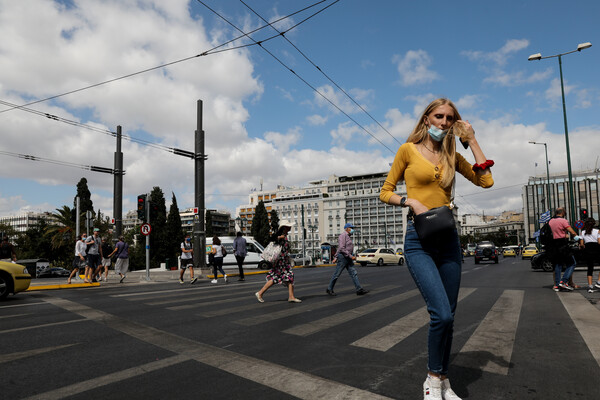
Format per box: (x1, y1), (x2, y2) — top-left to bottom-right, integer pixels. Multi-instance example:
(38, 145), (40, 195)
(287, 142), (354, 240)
(399, 197), (407, 207)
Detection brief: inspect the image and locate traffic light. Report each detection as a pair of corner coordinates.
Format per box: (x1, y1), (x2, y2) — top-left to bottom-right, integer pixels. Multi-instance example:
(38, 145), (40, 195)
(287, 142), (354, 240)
(580, 208), (588, 220)
(137, 194), (147, 221)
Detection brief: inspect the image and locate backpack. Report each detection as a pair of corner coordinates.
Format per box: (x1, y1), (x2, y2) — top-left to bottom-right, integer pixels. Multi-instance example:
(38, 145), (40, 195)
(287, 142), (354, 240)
(539, 221), (554, 246)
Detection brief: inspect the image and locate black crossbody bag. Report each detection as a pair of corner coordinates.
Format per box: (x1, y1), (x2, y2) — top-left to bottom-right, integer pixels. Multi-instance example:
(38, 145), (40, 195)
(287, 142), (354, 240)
(413, 178), (456, 241)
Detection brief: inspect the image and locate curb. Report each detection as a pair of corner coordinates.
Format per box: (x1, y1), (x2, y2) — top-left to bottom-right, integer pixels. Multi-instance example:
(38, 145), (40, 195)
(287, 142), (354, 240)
(26, 264), (336, 291)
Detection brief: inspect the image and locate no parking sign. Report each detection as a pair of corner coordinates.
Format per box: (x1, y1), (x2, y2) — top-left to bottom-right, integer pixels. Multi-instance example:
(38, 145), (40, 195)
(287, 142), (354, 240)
(574, 220), (584, 229)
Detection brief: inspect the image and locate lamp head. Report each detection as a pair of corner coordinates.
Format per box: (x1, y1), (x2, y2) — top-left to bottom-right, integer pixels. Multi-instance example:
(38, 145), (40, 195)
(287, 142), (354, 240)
(528, 53), (542, 61)
(577, 42), (592, 51)
(528, 141), (536, 144)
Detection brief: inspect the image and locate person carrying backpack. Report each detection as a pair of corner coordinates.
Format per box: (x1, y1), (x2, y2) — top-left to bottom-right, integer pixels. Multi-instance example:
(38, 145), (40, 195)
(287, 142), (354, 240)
(547, 207), (578, 291)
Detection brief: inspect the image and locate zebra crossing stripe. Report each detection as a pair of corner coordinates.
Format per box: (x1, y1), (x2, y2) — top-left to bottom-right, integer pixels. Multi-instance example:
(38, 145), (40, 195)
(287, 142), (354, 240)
(169, 282), (326, 312)
(235, 285), (398, 326)
(350, 288), (476, 351)
(453, 289), (524, 375)
(41, 296), (393, 399)
(283, 289), (421, 337)
(557, 292), (600, 368)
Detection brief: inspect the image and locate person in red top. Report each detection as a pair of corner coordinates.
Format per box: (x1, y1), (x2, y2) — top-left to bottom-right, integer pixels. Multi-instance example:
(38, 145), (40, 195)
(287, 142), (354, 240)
(547, 207), (578, 291)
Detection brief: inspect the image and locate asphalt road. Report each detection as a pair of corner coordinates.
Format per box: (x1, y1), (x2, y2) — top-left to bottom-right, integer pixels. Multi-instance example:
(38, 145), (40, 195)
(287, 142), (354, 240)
(1, 257), (599, 399)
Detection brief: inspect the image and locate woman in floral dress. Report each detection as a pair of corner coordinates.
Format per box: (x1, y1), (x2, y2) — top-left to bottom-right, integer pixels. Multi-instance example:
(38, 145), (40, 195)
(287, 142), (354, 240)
(255, 220), (302, 303)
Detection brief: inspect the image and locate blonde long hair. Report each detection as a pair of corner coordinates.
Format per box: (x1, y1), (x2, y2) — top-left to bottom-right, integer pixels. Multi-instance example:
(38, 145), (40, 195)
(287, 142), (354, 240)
(406, 98), (469, 188)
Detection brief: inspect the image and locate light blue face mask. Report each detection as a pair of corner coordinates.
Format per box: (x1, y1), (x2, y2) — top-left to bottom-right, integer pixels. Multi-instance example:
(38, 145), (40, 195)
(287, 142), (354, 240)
(428, 125), (448, 142)
(349, 229), (355, 235)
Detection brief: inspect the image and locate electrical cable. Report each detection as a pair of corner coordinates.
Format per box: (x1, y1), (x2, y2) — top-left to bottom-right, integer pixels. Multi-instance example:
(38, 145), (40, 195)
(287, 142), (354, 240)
(0, 149), (120, 174)
(198, 0), (396, 154)
(239, 0), (401, 146)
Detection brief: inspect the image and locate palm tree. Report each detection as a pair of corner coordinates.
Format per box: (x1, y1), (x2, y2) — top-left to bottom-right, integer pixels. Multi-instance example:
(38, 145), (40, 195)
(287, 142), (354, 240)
(47, 205), (76, 250)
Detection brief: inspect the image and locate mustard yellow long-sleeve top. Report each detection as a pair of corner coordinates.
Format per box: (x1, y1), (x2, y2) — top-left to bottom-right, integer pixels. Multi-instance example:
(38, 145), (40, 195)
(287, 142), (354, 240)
(380, 142), (494, 209)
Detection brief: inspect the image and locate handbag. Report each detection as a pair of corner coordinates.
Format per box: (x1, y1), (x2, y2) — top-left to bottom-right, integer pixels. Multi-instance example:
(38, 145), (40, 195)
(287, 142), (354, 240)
(262, 242), (282, 264)
(412, 178), (456, 241)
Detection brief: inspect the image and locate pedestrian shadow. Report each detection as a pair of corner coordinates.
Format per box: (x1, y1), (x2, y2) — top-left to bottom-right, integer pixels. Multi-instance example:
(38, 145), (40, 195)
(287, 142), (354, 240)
(450, 351), (512, 398)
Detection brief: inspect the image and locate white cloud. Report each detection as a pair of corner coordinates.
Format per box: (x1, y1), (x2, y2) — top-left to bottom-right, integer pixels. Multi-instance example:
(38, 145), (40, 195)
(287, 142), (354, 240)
(264, 127), (302, 153)
(312, 84), (374, 115)
(306, 114), (328, 126)
(392, 50), (440, 86)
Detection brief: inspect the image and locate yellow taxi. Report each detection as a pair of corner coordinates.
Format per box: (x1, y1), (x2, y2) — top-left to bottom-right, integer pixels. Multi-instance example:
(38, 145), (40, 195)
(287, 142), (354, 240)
(521, 245), (539, 260)
(0, 260), (32, 300)
(502, 247), (516, 257)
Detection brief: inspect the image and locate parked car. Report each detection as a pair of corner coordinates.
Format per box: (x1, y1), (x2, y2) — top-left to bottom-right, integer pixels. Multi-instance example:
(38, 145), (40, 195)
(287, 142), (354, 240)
(356, 248), (404, 266)
(0, 260), (31, 300)
(38, 267), (71, 278)
(474, 241), (498, 264)
(521, 245), (539, 260)
(290, 254), (311, 266)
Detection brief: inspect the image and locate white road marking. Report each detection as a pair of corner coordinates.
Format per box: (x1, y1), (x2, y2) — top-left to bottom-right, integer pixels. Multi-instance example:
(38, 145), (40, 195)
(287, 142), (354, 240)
(557, 292), (600, 368)
(350, 288), (476, 351)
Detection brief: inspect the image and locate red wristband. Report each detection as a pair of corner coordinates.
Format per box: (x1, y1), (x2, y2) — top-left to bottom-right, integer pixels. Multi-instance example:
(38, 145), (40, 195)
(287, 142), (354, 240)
(472, 159), (494, 171)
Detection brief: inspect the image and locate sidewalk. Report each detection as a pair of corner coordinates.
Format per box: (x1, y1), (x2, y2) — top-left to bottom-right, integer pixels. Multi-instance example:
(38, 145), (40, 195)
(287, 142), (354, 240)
(27, 264), (333, 291)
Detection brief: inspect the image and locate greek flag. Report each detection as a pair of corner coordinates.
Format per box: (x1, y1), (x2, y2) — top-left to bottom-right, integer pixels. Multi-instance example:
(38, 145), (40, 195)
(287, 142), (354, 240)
(539, 210), (551, 224)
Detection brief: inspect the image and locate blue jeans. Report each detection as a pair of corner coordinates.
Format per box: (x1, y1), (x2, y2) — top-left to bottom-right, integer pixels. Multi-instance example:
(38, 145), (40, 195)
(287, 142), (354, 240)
(404, 221), (462, 375)
(554, 255), (576, 286)
(327, 254), (362, 292)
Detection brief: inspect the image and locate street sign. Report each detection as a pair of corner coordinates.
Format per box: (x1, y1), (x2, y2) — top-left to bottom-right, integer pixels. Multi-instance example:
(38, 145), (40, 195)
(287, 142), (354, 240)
(193, 207), (199, 214)
(575, 220), (584, 229)
(140, 223), (152, 236)
(111, 218), (115, 224)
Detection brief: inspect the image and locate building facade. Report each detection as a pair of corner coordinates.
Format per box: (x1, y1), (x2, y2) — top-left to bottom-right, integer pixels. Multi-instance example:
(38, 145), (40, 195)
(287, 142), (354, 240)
(0, 211), (54, 237)
(523, 169), (600, 242)
(235, 172), (406, 258)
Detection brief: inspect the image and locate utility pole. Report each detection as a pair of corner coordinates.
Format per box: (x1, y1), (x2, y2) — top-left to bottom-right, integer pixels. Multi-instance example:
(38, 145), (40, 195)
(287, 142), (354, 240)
(113, 125), (124, 242)
(193, 100), (208, 274)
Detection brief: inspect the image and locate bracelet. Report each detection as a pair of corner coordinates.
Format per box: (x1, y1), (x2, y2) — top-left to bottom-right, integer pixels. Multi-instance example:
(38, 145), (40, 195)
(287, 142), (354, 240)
(472, 159), (494, 172)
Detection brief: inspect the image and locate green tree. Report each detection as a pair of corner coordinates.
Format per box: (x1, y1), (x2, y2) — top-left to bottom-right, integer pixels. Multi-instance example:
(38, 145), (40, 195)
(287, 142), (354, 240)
(165, 192), (183, 268)
(149, 186), (167, 268)
(205, 209), (213, 237)
(269, 209), (280, 236)
(251, 201), (270, 246)
(72, 177), (94, 233)
(15, 219), (55, 261)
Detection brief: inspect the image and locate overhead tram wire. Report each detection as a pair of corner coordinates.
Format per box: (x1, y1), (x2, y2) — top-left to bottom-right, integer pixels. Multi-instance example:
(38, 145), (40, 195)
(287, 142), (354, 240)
(0, 0), (327, 116)
(0, 99), (195, 158)
(198, 0), (396, 154)
(239, 0), (401, 146)
(0, 150), (120, 175)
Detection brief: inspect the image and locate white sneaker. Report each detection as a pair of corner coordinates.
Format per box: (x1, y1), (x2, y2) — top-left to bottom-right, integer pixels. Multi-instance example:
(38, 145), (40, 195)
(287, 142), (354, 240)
(423, 375), (443, 400)
(442, 379), (462, 400)
(211, 279), (218, 284)
(224, 274), (228, 283)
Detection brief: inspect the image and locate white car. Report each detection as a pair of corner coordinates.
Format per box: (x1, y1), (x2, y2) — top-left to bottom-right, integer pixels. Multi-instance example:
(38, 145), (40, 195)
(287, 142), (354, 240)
(290, 254), (311, 266)
(356, 248), (404, 266)
(204, 236), (269, 269)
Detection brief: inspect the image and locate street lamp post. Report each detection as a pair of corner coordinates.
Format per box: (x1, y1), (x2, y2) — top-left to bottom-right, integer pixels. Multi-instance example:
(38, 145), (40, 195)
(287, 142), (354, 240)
(528, 42), (592, 224)
(529, 141), (552, 211)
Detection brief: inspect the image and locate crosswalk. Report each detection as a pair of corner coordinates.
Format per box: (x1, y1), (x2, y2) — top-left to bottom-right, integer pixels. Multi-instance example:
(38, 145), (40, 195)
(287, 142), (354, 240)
(114, 280), (600, 374)
(4, 278), (599, 399)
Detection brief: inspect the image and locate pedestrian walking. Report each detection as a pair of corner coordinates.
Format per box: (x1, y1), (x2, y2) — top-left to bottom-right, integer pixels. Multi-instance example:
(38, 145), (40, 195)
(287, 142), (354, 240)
(233, 231), (247, 281)
(99, 237), (113, 282)
(86, 228), (103, 282)
(255, 220), (301, 303)
(108, 236), (129, 283)
(210, 236), (227, 283)
(380, 98), (494, 400)
(68, 234), (87, 284)
(326, 223), (369, 296)
(548, 207), (578, 291)
(179, 234), (197, 284)
(578, 217), (600, 293)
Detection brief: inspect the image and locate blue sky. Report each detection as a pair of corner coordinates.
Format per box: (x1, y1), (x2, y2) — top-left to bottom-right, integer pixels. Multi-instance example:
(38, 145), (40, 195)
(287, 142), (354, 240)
(1, 0), (599, 219)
